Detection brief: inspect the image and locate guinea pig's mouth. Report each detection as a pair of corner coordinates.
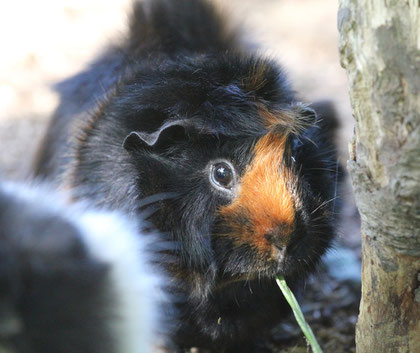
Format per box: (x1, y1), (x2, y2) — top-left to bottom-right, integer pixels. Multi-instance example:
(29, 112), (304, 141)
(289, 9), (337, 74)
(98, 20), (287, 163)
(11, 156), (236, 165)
(214, 243), (301, 289)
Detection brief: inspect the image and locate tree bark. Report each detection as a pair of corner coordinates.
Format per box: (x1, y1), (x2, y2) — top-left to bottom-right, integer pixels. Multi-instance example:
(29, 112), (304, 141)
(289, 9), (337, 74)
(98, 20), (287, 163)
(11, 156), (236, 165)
(338, 1), (420, 352)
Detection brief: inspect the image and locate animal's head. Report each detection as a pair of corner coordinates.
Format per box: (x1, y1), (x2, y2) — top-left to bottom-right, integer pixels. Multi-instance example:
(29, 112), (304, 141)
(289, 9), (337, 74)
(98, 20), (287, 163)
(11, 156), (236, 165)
(75, 55), (338, 290)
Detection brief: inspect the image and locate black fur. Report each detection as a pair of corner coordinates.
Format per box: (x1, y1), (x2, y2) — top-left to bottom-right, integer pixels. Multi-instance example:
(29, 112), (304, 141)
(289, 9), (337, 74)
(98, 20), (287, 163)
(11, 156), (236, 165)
(34, 1), (341, 351)
(0, 184), (114, 353)
(0, 183), (168, 353)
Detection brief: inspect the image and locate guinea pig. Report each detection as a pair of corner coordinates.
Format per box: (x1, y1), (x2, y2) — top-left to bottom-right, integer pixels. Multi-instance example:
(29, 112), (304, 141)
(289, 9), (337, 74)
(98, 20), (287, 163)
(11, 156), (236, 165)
(33, 0), (341, 352)
(0, 181), (169, 353)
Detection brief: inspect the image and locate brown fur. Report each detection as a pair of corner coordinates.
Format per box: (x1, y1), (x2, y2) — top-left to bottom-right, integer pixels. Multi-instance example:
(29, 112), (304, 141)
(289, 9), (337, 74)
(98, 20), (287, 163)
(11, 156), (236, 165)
(258, 104), (310, 135)
(218, 130), (296, 256)
(243, 62), (268, 92)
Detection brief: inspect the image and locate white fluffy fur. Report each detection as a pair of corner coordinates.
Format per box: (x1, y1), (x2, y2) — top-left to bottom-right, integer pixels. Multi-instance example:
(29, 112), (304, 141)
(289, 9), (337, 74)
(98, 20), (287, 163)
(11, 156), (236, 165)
(77, 211), (164, 353)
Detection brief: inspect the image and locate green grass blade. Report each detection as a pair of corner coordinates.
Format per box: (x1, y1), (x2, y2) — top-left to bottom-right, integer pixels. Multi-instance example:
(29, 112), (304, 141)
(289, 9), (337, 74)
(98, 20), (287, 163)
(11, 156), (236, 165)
(276, 275), (323, 353)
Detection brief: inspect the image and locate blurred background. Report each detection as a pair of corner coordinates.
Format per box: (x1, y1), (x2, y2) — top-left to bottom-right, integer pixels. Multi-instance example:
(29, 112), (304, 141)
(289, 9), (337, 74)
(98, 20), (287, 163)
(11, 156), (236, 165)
(0, 0), (360, 351)
(0, 0), (352, 178)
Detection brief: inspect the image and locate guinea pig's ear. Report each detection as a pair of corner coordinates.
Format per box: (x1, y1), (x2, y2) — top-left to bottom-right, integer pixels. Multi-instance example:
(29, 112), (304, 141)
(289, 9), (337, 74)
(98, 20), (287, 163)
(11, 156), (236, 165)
(123, 119), (191, 151)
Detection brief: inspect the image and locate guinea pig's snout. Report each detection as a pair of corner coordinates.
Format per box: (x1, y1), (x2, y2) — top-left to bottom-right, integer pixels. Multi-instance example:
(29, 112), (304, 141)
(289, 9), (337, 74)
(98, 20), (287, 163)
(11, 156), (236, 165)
(263, 224), (292, 251)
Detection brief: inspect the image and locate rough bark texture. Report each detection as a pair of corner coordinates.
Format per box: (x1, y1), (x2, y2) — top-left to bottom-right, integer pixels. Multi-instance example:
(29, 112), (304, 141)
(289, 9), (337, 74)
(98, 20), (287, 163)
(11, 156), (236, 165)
(338, 1), (420, 352)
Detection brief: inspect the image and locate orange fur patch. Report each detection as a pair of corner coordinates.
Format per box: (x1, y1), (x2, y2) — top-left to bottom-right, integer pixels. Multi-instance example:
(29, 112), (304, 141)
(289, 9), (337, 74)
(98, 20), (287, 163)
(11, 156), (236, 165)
(218, 131), (296, 254)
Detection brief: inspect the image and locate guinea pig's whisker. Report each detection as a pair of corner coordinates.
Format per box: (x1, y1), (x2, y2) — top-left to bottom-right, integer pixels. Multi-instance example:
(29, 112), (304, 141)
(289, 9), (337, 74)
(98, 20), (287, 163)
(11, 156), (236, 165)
(308, 168), (338, 172)
(332, 159), (339, 214)
(304, 135), (319, 148)
(311, 196), (338, 215)
(138, 205), (161, 219)
(136, 192), (180, 209)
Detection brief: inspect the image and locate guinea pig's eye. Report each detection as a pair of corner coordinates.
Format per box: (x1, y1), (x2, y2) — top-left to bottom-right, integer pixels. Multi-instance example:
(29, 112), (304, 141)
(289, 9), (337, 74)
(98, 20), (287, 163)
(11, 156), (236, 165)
(210, 161), (236, 191)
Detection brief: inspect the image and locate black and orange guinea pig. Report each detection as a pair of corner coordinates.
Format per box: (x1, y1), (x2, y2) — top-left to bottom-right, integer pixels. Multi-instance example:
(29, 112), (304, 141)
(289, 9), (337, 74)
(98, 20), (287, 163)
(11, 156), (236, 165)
(34, 0), (341, 352)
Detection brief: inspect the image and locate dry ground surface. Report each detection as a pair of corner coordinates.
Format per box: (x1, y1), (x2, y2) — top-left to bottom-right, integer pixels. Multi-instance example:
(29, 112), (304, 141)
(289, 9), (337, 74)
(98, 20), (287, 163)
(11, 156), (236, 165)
(0, 1), (361, 352)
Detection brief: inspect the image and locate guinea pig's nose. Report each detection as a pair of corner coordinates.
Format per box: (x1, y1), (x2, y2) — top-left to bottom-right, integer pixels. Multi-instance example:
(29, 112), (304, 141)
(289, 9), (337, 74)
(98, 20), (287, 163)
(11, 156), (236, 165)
(263, 224), (291, 250)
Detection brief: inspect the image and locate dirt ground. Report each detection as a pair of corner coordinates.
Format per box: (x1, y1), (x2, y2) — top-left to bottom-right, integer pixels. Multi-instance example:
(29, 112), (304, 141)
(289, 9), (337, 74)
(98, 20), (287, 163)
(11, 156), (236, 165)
(0, 1), (361, 352)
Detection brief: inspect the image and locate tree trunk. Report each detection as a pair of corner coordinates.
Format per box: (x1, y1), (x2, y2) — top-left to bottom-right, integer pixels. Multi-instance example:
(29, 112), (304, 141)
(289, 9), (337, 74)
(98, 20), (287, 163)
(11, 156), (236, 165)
(338, 1), (420, 352)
